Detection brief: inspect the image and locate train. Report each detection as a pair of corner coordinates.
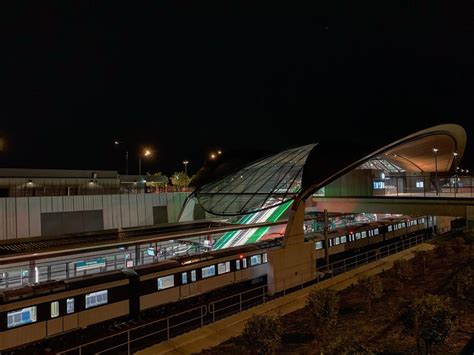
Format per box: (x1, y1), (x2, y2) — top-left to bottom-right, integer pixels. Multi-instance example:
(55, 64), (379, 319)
(309, 215), (434, 259)
(0, 214), (434, 351)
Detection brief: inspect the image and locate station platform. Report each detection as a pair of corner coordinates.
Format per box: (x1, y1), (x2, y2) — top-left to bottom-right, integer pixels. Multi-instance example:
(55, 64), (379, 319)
(137, 242), (435, 355)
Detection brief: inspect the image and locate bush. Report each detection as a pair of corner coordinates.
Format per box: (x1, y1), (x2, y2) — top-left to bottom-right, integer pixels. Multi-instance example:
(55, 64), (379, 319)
(392, 259), (413, 288)
(449, 267), (474, 300)
(306, 288), (339, 335)
(357, 275), (383, 312)
(452, 237), (466, 254)
(322, 336), (376, 355)
(399, 294), (456, 355)
(412, 250), (434, 278)
(435, 243), (453, 258)
(241, 314), (282, 354)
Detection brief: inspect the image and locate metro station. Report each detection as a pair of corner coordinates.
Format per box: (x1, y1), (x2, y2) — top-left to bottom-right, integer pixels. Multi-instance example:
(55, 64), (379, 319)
(0, 124), (473, 353)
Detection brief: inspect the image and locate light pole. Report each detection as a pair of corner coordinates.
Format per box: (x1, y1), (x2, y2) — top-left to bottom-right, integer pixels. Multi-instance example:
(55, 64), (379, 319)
(433, 146), (439, 196)
(183, 160), (189, 176)
(139, 149), (152, 177)
(453, 151), (458, 195)
(114, 141), (129, 175)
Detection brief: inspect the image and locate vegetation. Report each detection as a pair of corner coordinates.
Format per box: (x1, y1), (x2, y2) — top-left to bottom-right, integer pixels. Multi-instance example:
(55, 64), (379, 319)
(305, 288), (339, 335)
(412, 250), (434, 279)
(201, 232), (474, 355)
(357, 275), (383, 312)
(170, 171), (190, 190)
(400, 294), (456, 355)
(463, 231), (474, 253)
(241, 314), (282, 355)
(392, 259), (413, 289)
(452, 236), (466, 254)
(449, 266), (474, 301)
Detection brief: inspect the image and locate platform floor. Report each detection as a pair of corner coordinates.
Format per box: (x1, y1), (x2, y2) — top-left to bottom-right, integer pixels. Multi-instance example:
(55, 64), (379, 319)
(137, 242), (434, 355)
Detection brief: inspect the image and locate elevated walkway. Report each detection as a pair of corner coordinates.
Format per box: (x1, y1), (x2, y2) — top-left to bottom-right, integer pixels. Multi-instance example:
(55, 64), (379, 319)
(137, 242), (434, 355)
(312, 196), (474, 228)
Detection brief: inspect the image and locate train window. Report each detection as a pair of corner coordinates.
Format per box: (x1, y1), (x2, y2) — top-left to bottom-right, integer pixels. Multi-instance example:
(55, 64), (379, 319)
(236, 260), (241, 270)
(85, 290), (108, 309)
(51, 301), (59, 318)
(202, 265), (216, 278)
(243, 258), (248, 268)
(334, 237), (340, 245)
(355, 232), (361, 240)
(158, 275), (175, 290)
(374, 228), (379, 235)
(361, 231), (367, 239)
(329, 239), (333, 247)
(263, 253), (268, 263)
(182, 272), (188, 285)
(67, 298), (75, 314)
(191, 270), (197, 282)
(250, 255), (262, 266)
(416, 181), (424, 188)
(315, 241), (323, 250)
(340, 236), (347, 244)
(218, 262), (231, 275)
(7, 306), (37, 328)
(388, 225), (392, 232)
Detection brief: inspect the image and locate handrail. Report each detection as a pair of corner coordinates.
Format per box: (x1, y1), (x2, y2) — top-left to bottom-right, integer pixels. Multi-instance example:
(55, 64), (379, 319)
(55, 232), (431, 355)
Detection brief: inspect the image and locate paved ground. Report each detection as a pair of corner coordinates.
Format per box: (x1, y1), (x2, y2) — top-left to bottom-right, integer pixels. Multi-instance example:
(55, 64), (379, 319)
(137, 242), (434, 355)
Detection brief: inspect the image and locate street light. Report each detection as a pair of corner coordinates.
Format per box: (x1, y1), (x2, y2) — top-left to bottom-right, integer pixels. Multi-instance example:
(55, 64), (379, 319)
(433, 146), (439, 196)
(453, 152), (459, 193)
(114, 141), (129, 175)
(182, 160), (189, 175)
(139, 149), (152, 177)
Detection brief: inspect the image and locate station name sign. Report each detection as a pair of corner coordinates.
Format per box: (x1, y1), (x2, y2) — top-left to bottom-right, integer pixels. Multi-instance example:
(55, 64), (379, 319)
(75, 257), (106, 272)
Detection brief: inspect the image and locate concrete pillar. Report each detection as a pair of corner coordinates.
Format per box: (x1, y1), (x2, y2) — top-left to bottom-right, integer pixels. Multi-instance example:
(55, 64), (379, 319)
(267, 200), (316, 295)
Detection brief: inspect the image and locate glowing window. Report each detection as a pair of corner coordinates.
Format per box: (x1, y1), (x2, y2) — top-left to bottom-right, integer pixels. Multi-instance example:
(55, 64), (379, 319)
(202, 265), (216, 278)
(51, 301), (59, 318)
(262, 253), (268, 263)
(7, 306), (37, 328)
(236, 260), (241, 270)
(242, 258), (248, 268)
(217, 262), (231, 275)
(158, 275), (174, 290)
(85, 290), (108, 309)
(191, 270), (196, 282)
(67, 298), (75, 314)
(182, 272), (188, 285)
(315, 241), (323, 250)
(250, 255), (262, 266)
(340, 236), (347, 244)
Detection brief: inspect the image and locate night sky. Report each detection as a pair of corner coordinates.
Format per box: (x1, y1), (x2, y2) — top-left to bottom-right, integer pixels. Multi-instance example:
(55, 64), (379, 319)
(1, 2), (473, 176)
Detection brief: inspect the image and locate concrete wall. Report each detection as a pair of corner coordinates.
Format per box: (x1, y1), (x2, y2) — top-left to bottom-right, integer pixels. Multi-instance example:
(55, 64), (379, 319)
(0, 192), (190, 240)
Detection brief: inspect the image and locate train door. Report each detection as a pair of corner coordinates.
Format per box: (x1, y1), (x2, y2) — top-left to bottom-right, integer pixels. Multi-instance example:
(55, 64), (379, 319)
(123, 269), (140, 317)
(180, 272), (191, 298)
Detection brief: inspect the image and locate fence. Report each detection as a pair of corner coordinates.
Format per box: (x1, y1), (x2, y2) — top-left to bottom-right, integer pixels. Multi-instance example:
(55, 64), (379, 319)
(56, 232), (429, 355)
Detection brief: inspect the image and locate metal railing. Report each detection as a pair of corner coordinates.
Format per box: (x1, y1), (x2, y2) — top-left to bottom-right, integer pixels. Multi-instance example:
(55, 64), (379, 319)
(55, 233), (430, 355)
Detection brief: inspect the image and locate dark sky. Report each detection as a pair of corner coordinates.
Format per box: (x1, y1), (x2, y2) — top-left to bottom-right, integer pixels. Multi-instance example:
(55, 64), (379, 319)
(1, 2), (473, 176)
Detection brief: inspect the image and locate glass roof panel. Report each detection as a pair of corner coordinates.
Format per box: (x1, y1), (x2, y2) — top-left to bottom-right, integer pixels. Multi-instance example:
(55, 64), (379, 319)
(193, 144), (316, 215)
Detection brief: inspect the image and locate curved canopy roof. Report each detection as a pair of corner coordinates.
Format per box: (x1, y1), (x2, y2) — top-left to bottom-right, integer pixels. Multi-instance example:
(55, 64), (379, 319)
(192, 144), (316, 216)
(190, 124), (466, 216)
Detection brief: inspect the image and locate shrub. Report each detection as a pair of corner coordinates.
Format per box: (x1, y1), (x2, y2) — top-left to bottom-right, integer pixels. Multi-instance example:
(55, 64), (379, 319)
(322, 336), (376, 355)
(399, 294), (456, 355)
(449, 267), (474, 300)
(452, 237), (466, 254)
(306, 288), (339, 335)
(392, 259), (413, 288)
(357, 275), (383, 312)
(241, 314), (282, 354)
